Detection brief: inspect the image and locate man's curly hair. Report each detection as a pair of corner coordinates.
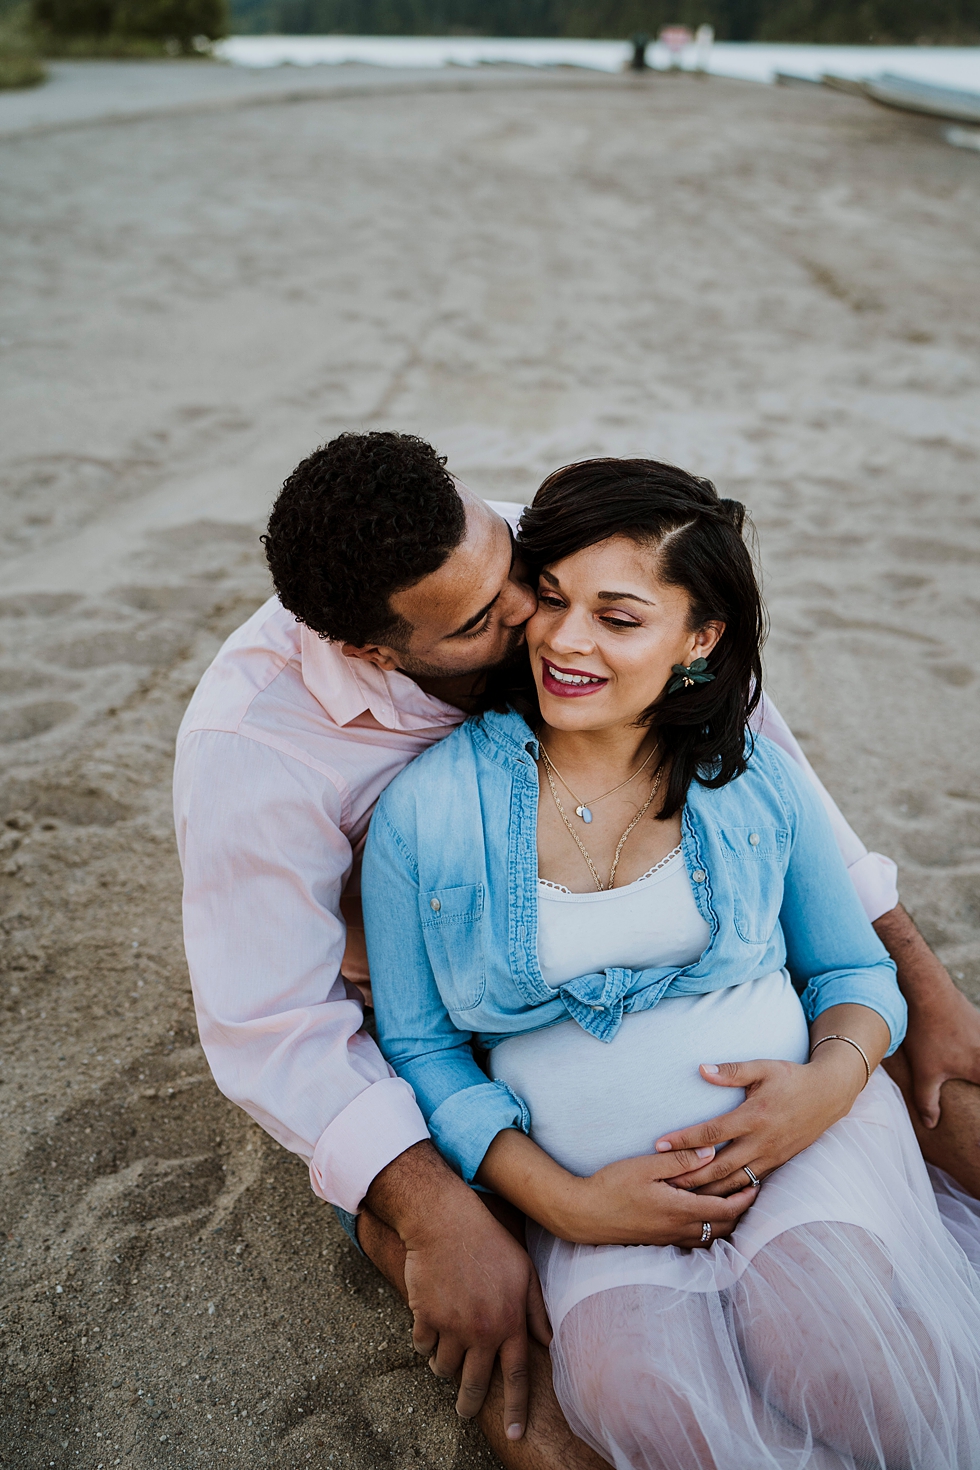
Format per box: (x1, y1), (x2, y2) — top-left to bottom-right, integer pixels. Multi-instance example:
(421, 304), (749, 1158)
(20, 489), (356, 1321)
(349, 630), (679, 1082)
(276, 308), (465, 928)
(263, 431), (466, 648)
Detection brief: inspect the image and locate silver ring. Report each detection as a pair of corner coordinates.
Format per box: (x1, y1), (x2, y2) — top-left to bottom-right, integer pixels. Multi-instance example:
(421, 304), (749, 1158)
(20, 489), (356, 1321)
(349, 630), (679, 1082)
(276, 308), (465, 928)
(743, 1165), (761, 1188)
(700, 1221), (712, 1245)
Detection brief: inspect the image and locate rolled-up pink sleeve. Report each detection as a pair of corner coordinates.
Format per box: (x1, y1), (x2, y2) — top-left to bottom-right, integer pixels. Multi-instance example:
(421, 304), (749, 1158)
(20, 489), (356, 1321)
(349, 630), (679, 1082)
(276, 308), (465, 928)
(750, 692), (899, 923)
(174, 729), (429, 1212)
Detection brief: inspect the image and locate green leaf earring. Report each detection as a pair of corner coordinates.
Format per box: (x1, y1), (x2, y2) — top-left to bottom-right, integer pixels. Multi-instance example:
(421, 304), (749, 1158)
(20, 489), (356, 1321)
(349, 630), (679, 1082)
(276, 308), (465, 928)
(667, 657), (715, 694)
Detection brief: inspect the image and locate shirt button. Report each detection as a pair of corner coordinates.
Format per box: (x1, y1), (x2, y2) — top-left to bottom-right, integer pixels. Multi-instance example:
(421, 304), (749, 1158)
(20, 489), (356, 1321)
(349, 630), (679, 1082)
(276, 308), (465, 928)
(589, 1004), (605, 1011)
(429, 898), (441, 912)
(749, 832), (761, 846)
(692, 869), (706, 883)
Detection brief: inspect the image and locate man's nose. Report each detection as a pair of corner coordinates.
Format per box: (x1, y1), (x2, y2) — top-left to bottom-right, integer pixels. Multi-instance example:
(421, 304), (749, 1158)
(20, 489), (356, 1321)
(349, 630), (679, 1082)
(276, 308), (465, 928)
(501, 578), (538, 627)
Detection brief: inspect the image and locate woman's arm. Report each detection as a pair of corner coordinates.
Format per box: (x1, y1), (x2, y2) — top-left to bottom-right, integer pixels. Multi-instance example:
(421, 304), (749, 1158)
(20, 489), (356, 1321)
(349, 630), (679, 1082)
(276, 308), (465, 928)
(476, 1129), (758, 1248)
(362, 800), (531, 1184)
(648, 742), (904, 1194)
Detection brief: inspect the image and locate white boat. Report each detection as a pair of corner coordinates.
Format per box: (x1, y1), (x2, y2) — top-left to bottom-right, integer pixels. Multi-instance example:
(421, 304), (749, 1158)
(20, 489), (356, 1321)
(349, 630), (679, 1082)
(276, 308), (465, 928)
(859, 72), (980, 124)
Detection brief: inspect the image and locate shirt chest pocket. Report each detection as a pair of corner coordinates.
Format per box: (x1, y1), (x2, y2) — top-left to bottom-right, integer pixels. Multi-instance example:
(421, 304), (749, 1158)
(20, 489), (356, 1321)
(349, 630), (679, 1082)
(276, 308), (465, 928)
(420, 883), (487, 1012)
(718, 826), (788, 945)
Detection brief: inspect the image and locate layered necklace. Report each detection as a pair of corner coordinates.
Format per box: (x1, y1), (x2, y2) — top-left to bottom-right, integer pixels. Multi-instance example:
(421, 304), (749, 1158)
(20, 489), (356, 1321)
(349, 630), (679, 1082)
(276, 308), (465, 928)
(538, 743), (659, 824)
(539, 743), (665, 892)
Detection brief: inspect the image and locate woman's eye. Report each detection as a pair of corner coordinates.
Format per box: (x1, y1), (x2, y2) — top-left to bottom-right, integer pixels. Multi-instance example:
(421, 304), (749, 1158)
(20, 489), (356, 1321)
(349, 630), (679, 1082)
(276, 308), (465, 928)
(537, 593), (565, 609)
(601, 615), (640, 629)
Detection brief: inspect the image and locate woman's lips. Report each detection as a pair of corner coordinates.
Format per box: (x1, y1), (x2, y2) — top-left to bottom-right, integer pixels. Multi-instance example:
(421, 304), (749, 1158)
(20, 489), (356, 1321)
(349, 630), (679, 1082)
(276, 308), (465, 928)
(540, 659), (609, 698)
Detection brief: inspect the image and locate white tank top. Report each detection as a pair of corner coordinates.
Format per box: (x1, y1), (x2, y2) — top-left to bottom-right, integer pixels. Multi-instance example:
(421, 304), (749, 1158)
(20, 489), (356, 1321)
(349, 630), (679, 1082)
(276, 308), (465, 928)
(489, 847), (810, 1176)
(536, 846), (708, 987)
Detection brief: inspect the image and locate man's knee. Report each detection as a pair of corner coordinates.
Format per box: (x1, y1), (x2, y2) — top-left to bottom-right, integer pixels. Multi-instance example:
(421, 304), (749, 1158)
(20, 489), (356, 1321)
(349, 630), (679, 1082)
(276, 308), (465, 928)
(477, 1337), (608, 1470)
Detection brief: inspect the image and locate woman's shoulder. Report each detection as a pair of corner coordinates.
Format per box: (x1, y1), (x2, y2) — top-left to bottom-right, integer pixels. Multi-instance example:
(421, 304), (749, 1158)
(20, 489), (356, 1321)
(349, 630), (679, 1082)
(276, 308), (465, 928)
(692, 733), (811, 827)
(373, 709), (523, 833)
(376, 719), (479, 817)
(738, 733), (823, 823)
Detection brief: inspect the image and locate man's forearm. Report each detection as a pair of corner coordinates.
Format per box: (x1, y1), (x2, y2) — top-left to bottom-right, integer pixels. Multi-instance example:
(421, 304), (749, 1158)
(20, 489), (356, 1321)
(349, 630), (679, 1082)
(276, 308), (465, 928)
(872, 904), (958, 1011)
(365, 1138), (482, 1244)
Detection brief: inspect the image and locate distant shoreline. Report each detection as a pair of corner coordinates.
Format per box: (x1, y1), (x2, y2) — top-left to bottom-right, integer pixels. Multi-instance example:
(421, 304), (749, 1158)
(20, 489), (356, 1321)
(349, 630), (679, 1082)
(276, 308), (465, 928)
(216, 36), (980, 90)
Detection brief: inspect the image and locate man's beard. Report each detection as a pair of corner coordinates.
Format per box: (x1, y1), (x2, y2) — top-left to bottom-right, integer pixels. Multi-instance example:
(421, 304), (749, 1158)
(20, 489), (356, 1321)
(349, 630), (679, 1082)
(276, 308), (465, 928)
(396, 624), (528, 683)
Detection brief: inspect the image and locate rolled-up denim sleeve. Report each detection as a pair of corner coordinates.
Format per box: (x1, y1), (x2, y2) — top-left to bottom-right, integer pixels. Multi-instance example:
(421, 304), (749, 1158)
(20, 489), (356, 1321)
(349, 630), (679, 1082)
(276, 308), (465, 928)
(362, 801), (530, 1181)
(766, 744), (907, 1055)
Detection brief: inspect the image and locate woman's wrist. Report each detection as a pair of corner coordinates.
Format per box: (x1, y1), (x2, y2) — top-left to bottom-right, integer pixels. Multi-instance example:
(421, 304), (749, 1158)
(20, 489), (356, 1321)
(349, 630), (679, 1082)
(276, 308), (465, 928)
(476, 1127), (586, 1237)
(806, 1041), (867, 1118)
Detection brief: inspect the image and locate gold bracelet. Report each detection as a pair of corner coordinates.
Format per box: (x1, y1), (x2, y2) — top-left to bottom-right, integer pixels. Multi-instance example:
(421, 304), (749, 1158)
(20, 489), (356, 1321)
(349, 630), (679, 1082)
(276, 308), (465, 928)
(809, 1033), (872, 1087)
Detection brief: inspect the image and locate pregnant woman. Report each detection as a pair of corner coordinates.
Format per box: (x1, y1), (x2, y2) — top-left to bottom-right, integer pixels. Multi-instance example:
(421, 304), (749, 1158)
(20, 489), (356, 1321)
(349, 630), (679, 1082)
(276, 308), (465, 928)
(362, 458), (980, 1468)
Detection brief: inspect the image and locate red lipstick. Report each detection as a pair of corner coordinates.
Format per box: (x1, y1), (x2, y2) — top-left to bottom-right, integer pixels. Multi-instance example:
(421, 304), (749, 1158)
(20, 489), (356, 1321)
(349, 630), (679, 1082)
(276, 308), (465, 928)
(540, 659), (609, 698)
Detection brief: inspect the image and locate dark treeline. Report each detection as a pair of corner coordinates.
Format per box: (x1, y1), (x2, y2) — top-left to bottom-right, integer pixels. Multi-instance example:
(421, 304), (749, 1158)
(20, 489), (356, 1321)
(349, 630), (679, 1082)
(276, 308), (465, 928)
(229, 0), (980, 44)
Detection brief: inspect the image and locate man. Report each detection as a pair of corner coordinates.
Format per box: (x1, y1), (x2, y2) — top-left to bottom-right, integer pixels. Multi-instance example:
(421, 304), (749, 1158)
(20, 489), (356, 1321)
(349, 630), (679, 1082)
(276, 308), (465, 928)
(174, 430), (980, 1468)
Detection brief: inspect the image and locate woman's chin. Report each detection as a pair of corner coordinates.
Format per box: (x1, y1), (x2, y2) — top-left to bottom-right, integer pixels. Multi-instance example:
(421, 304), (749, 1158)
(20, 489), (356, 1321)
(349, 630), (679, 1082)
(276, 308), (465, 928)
(537, 687), (617, 730)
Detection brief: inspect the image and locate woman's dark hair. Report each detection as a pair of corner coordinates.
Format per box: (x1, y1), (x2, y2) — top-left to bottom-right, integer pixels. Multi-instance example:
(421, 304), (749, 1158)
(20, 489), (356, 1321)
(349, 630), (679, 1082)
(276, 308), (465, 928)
(486, 457), (766, 820)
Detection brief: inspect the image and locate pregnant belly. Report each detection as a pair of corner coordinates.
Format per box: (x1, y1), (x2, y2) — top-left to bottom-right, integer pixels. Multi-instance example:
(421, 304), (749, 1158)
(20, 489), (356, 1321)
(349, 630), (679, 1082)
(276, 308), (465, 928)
(489, 970), (809, 1178)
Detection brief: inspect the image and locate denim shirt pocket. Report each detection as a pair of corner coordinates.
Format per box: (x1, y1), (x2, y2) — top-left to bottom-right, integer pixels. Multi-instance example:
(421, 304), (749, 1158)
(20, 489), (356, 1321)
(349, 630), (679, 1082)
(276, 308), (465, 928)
(718, 825), (788, 945)
(420, 883), (487, 1011)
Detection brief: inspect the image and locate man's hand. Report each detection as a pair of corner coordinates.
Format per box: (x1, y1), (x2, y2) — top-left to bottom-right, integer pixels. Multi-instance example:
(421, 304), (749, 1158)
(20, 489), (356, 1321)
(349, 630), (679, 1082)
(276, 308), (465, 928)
(875, 904), (980, 1129)
(364, 1140), (550, 1442)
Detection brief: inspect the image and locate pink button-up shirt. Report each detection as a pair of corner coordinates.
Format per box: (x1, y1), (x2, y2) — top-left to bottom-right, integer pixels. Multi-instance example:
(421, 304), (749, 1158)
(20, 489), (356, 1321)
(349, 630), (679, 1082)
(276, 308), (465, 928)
(174, 514), (898, 1214)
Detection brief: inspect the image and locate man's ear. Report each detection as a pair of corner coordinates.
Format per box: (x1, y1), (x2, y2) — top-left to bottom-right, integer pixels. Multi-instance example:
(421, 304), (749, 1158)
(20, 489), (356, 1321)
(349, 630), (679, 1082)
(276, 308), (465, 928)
(341, 642), (403, 672)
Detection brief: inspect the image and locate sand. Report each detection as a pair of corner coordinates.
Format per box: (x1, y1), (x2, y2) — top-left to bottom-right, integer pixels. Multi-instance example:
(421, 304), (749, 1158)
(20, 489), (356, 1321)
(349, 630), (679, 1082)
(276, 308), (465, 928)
(2, 60), (979, 1470)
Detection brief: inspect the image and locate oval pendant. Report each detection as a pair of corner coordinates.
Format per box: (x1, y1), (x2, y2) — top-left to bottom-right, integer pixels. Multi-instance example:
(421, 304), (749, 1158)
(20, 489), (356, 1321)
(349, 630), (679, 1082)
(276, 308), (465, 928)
(576, 806), (593, 824)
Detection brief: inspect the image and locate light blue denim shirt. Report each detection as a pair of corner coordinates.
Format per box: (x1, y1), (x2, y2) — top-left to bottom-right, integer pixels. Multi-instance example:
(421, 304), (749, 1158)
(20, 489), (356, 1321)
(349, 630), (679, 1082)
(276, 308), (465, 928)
(362, 707), (904, 1183)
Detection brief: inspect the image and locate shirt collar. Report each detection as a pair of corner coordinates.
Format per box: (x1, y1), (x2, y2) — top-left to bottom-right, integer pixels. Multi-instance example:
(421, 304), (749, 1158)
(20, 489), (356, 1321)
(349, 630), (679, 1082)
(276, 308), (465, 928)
(298, 624), (462, 733)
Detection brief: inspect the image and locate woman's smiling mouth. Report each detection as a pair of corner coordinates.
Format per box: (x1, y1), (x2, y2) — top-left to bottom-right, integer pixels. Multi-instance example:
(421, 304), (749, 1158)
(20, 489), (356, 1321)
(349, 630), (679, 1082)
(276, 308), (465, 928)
(541, 660), (609, 697)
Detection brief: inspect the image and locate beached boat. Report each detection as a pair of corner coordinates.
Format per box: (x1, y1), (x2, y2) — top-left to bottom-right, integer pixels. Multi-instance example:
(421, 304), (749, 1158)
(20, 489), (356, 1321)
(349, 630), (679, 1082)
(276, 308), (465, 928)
(857, 73), (980, 124)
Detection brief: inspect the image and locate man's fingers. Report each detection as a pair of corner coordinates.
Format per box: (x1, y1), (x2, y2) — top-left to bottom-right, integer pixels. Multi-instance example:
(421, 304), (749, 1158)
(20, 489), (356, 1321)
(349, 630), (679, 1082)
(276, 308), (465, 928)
(497, 1334), (530, 1440)
(412, 1318), (438, 1359)
(912, 1075), (944, 1130)
(454, 1346), (496, 1420)
(525, 1266), (553, 1347)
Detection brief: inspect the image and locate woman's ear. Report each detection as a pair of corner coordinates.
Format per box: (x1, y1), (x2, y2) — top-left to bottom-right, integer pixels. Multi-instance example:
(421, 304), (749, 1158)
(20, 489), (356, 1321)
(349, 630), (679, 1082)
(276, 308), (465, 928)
(691, 621), (725, 662)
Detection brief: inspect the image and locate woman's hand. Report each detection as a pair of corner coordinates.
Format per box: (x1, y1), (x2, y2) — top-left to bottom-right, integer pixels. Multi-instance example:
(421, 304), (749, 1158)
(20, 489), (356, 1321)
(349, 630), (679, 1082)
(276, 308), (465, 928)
(476, 1129), (758, 1248)
(566, 1150), (759, 1247)
(655, 1004), (891, 1196)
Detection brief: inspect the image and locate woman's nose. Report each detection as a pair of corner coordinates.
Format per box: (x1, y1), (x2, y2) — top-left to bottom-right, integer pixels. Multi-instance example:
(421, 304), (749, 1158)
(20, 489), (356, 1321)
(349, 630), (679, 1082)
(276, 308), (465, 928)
(547, 609), (595, 655)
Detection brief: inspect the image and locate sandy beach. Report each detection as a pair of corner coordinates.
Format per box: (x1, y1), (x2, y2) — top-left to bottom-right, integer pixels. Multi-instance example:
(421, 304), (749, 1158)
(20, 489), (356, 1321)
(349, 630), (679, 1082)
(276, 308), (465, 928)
(2, 60), (980, 1469)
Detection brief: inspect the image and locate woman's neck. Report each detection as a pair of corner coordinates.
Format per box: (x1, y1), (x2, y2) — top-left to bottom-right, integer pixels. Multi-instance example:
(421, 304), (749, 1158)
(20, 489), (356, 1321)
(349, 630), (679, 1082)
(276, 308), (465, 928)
(537, 723), (659, 784)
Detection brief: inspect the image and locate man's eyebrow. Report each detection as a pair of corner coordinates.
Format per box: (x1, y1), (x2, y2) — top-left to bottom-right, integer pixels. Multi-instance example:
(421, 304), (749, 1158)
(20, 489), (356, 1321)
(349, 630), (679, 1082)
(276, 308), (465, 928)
(447, 590), (501, 639)
(539, 569), (654, 607)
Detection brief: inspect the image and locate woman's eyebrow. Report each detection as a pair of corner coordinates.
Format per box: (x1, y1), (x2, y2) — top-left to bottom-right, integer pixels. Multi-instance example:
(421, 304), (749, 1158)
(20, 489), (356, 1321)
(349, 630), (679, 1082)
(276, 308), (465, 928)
(597, 590), (655, 606)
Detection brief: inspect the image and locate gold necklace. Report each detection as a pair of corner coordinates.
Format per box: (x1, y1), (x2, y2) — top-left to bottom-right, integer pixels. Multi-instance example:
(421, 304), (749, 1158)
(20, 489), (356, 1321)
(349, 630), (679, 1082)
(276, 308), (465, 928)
(539, 742), (658, 824)
(542, 758), (665, 892)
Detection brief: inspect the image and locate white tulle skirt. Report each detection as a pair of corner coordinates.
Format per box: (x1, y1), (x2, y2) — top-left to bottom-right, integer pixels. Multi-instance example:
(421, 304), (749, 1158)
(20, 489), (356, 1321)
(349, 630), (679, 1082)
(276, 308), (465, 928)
(527, 1070), (980, 1469)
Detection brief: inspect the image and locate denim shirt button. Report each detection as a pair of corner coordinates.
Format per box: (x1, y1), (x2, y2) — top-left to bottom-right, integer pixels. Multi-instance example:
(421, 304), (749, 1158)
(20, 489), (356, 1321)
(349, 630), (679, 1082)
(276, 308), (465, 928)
(692, 869), (706, 883)
(588, 1003), (605, 1011)
(429, 898), (441, 912)
(749, 832), (761, 846)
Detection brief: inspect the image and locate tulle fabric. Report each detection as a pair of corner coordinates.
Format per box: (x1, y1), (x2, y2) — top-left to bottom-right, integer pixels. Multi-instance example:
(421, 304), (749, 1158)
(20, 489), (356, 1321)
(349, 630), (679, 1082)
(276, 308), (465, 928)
(528, 1070), (980, 1469)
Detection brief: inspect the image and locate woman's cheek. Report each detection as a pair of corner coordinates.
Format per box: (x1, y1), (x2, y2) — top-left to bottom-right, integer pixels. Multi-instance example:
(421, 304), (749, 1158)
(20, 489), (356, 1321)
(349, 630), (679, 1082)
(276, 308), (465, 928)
(524, 609), (549, 650)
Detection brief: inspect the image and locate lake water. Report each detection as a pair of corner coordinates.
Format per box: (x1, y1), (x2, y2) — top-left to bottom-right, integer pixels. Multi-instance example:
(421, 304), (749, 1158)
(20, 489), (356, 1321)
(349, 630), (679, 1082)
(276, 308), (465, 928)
(215, 36), (980, 91)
